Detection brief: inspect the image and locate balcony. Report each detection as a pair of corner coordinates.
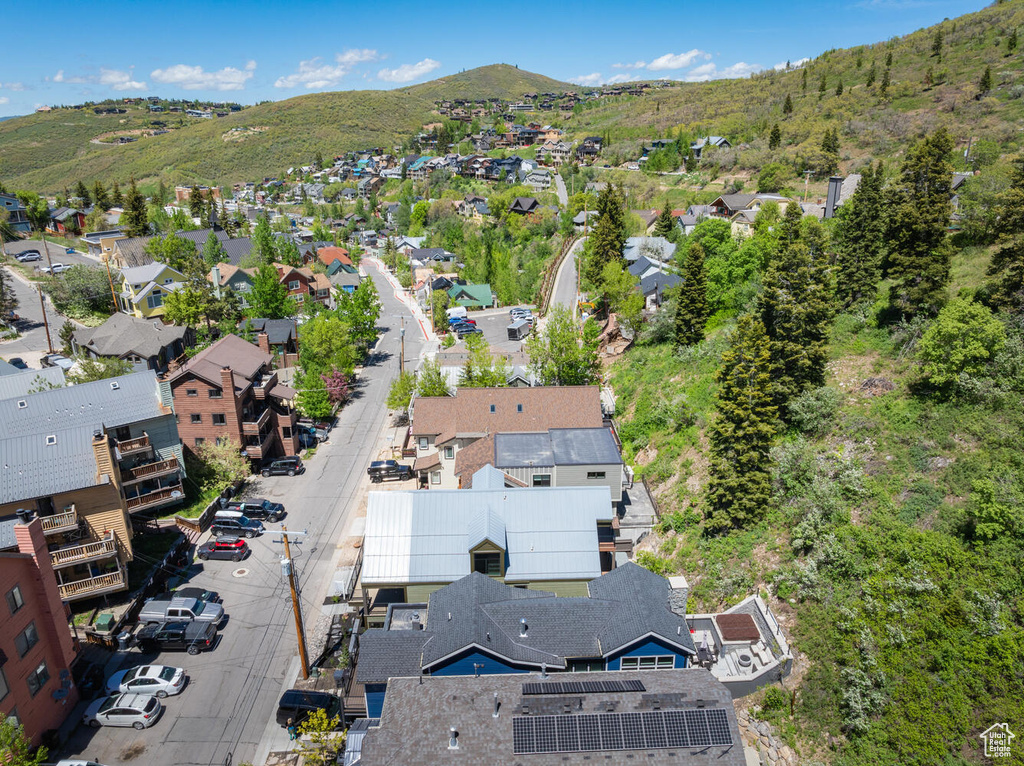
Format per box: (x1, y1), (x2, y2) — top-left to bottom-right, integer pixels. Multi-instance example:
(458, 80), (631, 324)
(241, 408), (270, 435)
(121, 458), (180, 485)
(40, 507), (78, 536)
(50, 532), (118, 569)
(253, 371), (278, 400)
(125, 482), (184, 512)
(58, 566), (127, 602)
(116, 433), (152, 457)
(243, 430), (276, 461)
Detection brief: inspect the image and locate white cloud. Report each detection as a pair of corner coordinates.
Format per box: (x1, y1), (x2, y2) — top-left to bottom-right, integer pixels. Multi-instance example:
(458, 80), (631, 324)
(774, 57), (810, 71)
(52, 70), (90, 84)
(684, 63), (719, 82)
(0, 97), (8, 105)
(684, 61), (762, 82)
(99, 69), (147, 90)
(150, 61), (256, 91)
(721, 62), (762, 78)
(606, 73), (643, 84)
(377, 58), (441, 83)
(1, 82), (24, 91)
(571, 73), (604, 87)
(612, 60), (647, 70)
(275, 49), (380, 89)
(647, 50), (711, 71)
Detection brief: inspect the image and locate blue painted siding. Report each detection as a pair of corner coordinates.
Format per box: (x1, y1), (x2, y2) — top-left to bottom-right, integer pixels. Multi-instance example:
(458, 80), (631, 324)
(365, 684), (387, 718)
(604, 636), (690, 670)
(429, 649), (530, 677)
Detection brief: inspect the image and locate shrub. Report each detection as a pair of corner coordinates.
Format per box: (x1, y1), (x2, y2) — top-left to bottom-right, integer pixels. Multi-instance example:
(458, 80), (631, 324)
(917, 299), (1005, 388)
(635, 551), (673, 577)
(761, 685), (789, 713)
(788, 386), (843, 434)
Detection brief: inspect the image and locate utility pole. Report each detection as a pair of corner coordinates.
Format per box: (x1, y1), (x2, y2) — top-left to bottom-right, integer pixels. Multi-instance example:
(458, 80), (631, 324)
(38, 288), (54, 354)
(104, 256), (119, 314)
(40, 230), (55, 276)
(275, 526), (310, 680)
(803, 170), (813, 203)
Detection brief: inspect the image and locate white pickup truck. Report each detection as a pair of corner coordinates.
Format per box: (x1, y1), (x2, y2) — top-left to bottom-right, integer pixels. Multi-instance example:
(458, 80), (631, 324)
(137, 596), (224, 626)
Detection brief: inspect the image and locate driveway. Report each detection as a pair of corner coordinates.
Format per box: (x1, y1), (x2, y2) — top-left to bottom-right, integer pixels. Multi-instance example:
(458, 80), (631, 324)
(553, 171), (568, 207)
(549, 236), (586, 318)
(55, 260), (425, 766)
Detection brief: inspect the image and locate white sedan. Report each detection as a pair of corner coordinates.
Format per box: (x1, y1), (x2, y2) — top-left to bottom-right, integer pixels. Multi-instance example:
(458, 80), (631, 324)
(83, 693), (162, 729)
(39, 262), (68, 274)
(105, 665), (186, 698)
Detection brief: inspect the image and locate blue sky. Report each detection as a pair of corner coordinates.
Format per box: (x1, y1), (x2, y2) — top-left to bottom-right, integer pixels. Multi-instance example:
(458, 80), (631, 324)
(0, 0), (989, 117)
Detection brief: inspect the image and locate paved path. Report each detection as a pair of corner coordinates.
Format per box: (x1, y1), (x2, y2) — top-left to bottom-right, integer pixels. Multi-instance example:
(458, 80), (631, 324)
(0, 263), (88, 366)
(553, 171), (568, 207)
(549, 236), (586, 318)
(55, 260), (425, 766)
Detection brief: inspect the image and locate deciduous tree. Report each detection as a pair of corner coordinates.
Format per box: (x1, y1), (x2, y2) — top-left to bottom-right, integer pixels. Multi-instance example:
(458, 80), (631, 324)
(0, 712), (48, 766)
(67, 356), (135, 383)
(248, 263), (294, 319)
(526, 304), (601, 386)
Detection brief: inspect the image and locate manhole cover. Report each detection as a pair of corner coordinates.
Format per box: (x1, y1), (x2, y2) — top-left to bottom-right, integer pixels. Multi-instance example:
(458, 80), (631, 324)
(232, 568), (250, 578)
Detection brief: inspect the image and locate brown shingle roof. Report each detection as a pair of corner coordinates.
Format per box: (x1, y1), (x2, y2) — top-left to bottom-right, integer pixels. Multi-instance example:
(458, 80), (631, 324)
(452, 435), (495, 484)
(167, 334), (269, 393)
(411, 386), (603, 444)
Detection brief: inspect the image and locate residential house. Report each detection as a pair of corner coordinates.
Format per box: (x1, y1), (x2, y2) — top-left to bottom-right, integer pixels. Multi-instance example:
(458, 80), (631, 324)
(509, 197), (540, 216)
(289, 183), (325, 204)
(361, 465), (616, 605)
(109, 235), (154, 269)
(573, 210), (598, 230)
(640, 271), (683, 309)
(448, 282), (493, 309)
(454, 427), (624, 502)
(355, 668), (742, 766)
(0, 193), (31, 233)
(210, 263), (255, 307)
(411, 247), (456, 267)
(356, 563), (699, 717)
(0, 370), (187, 602)
(72, 313), (192, 373)
(0, 516), (81, 746)
(675, 212), (700, 236)
(623, 236), (676, 263)
(627, 255), (672, 282)
(690, 135), (731, 160)
(575, 135), (603, 163)
(81, 228), (124, 258)
(240, 318), (299, 368)
(358, 177), (385, 200)
(271, 263), (333, 308)
(308, 245), (351, 271)
(823, 173), (862, 219)
(118, 262), (186, 319)
(707, 193), (789, 220)
(523, 167), (552, 191)
(408, 386), (605, 488)
(47, 207), (86, 236)
(330, 270), (362, 294)
(537, 141), (572, 166)
(166, 334), (299, 460)
(173, 186), (221, 204)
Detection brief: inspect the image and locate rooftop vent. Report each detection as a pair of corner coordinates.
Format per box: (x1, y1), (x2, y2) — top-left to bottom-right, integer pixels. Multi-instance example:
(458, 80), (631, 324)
(489, 404), (495, 413)
(17, 400), (26, 409)
(110, 381), (120, 390)
(517, 404), (523, 413)
(45, 435), (57, 446)
(520, 618), (528, 637)
(447, 726), (459, 750)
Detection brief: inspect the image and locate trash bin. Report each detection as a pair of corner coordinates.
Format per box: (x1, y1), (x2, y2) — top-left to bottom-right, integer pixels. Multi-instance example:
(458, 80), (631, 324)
(117, 631), (132, 651)
(94, 613), (115, 632)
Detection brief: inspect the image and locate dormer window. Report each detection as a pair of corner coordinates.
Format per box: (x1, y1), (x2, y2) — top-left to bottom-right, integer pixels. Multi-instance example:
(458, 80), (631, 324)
(489, 405), (496, 413)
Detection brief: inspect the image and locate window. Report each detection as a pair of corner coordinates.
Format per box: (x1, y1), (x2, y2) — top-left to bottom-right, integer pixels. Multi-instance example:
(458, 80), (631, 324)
(212, 414), (226, 426)
(208, 388), (223, 399)
(418, 437), (428, 450)
(0, 668), (8, 703)
(146, 293), (164, 309)
(444, 446), (454, 460)
(472, 551), (502, 576)
(586, 471), (606, 480)
(194, 438), (205, 446)
(532, 474), (551, 487)
(288, 280), (300, 291)
(6, 585), (24, 615)
(619, 656), (674, 671)
(185, 389), (198, 397)
(163, 277), (174, 284)
(14, 622), (39, 658)
(431, 471), (441, 485)
(190, 414), (202, 424)
(26, 661), (49, 697)
(282, 426), (292, 438)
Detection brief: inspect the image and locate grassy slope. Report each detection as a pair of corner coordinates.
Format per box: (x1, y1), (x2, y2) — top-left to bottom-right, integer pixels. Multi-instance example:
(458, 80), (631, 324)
(0, 65), (574, 193)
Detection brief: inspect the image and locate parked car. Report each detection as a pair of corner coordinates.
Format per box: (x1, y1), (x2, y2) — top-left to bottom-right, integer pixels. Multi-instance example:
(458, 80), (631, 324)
(448, 316), (476, 326)
(509, 307), (532, 318)
(82, 693), (162, 730)
(105, 665), (186, 698)
(5, 357), (28, 370)
(138, 596), (224, 626)
(223, 498), (285, 522)
(261, 455), (304, 477)
(297, 417), (333, 434)
(41, 353), (75, 371)
(197, 536), (249, 562)
(14, 250), (41, 262)
(39, 262), (68, 274)
(456, 325), (483, 337)
(65, 247), (76, 254)
(134, 621), (217, 655)
(275, 689), (342, 728)
(367, 460), (413, 483)
(159, 586), (220, 603)
(210, 510), (264, 539)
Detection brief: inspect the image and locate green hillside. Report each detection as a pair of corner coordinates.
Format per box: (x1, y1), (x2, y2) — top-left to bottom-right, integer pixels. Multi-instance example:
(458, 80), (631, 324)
(402, 63), (574, 101)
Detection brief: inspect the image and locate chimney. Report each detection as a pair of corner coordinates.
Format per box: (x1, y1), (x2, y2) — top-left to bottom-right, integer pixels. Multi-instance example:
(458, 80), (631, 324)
(220, 366), (234, 395)
(257, 332), (271, 355)
(667, 575), (690, 617)
(447, 726), (459, 750)
(824, 175), (843, 219)
(15, 508), (34, 525)
(520, 618), (528, 637)
(211, 266), (222, 299)
(92, 430), (119, 489)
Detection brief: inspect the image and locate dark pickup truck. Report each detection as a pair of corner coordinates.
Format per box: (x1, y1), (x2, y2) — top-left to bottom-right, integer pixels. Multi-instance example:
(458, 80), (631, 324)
(134, 621), (217, 655)
(367, 460), (413, 483)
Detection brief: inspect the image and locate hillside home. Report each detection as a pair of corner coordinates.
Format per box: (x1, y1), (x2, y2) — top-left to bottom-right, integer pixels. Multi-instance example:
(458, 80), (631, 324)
(118, 263), (186, 319)
(0, 193), (31, 233)
(707, 193), (790, 220)
(356, 563), (697, 717)
(47, 207), (86, 236)
(81, 228), (124, 257)
(240, 318), (299, 368)
(523, 168), (553, 191)
(690, 135), (731, 159)
(509, 197), (540, 215)
(623, 236), (676, 263)
(166, 334), (299, 460)
(409, 386), (605, 488)
(72, 313), (192, 373)
(447, 282), (493, 309)
(210, 263), (254, 307)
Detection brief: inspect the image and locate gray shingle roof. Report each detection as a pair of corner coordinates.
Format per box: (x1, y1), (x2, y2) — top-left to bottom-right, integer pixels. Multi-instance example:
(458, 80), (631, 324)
(243, 318), (297, 345)
(356, 629), (431, 685)
(73, 313), (188, 360)
(640, 271), (683, 298)
(220, 237), (254, 266)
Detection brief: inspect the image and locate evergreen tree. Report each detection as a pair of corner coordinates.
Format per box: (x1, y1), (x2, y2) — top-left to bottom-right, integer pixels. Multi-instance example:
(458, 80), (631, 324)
(866, 62), (877, 87)
(818, 74), (827, 98)
(122, 178), (150, 237)
(155, 179), (168, 206)
(0, 266), (19, 321)
(924, 67), (934, 89)
(832, 162), (886, 307)
(760, 241), (835, 413)
(768, 123), (781, 150)
(885, 51), (893, 68)
(979, 65), (993, 96)
(706, 316), (777, 531)
(801, 68), (808, 92)
(203, 229), (227, 266)
(880, 68), (891, 97)
(835, 80), (844, 97)
(674, 242), (708, 348)
(886, 128), (954, 320)
(111, 180), (123, 207)
(820, 128), (840, 175)
(585, 184), (626, 285)
(92, 180), (110, 211)
(74, 180), (91, 207)
(782, 94), (793, 115)
(1008, 27), (1018, 55)
(986, 154), (1024, 313)
(780, 200), (804, 245)
(653, 202), (674, 238)
(931, 29), (943, 59)
(251, 215), (275, 264)
(188, 185), (204, 219)
(248, 263), (293, 319)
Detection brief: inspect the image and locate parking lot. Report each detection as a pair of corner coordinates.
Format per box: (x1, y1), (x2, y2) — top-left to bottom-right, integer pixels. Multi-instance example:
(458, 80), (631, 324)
(3, 238), (99, 273)
(446, 305), (535, 353)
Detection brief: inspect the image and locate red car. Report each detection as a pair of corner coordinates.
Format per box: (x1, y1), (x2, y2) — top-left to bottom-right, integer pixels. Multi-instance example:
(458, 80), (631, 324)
(197, 536), (249, 562)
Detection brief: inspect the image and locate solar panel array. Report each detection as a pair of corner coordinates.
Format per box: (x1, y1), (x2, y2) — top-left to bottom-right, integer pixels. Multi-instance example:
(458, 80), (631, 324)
(512, 708), (733, 754)
(521, 679), (646, 696)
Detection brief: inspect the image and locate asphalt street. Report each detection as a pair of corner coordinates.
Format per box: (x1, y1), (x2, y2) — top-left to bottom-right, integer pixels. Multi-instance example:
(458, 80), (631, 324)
(56, 260), (425, 766)
(550, 236), (585, 318)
